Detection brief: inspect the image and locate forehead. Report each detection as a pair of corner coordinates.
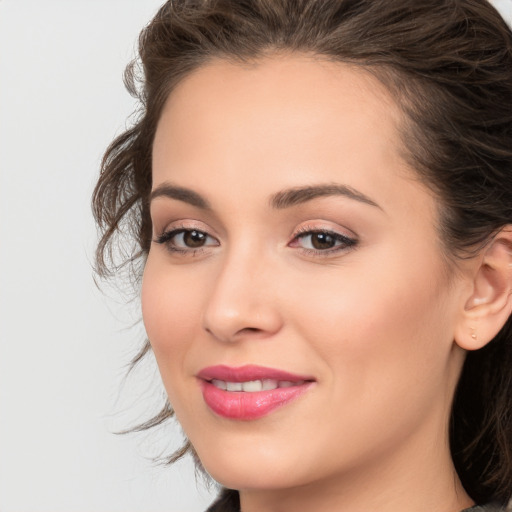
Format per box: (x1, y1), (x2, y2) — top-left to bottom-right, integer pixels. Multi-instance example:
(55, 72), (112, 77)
(153, 55), (405, 175)
(162, 54), (396, 112)
(151, 55), (437, 229)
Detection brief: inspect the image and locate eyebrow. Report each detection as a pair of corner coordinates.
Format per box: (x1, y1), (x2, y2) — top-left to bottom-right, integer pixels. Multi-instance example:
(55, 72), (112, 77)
(270, 183), (382, 210)
(150, 182), (381, 211)
(150, 182), (211, 209)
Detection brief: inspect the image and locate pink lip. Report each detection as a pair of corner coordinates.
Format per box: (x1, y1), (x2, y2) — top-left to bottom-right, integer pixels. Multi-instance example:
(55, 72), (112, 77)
(197, 365), (315, 421)
(197, 364), (314, 382)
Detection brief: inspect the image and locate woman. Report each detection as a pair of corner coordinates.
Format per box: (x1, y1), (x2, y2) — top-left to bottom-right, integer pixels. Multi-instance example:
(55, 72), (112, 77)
(92, 0), (512, 511)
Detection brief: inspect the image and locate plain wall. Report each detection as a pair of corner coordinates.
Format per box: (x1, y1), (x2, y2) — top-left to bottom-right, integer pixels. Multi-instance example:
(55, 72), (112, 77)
(0, 1), (510, 512)
(0, 1), (216, 511)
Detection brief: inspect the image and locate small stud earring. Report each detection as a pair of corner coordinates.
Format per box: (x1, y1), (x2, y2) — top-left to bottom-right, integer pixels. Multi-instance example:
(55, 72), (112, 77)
(470, 328), (477, 341)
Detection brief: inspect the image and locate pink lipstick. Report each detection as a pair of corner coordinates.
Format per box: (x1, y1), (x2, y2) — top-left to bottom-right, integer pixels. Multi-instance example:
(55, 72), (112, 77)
(197, 365), (315, 420)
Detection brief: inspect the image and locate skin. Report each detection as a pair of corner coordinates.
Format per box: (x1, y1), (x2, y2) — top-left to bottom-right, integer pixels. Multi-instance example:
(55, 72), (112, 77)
(142, 55), (480, 512)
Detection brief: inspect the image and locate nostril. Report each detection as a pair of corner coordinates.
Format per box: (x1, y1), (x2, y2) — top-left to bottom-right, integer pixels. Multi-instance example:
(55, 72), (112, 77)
(202, 296), (283, 342)
(239, 327), (262, 334)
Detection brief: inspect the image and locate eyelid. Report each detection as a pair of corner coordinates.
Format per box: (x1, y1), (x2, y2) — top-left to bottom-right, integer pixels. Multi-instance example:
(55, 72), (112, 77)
(154, 228), (219, 246)
(153, 218), (219, 240)
(291, 221), (357, 241)
(151, 219), (357, 257)
(152, 220), (220, 255)
(289, 223), (358, 255)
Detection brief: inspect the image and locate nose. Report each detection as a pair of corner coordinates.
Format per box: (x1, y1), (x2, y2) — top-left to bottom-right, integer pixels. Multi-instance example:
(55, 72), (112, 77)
(202, 249), (283, 343)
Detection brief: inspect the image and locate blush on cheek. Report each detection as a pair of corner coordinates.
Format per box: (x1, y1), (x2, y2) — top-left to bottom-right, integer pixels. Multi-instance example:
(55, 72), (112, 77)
(141, 261), (208, 381)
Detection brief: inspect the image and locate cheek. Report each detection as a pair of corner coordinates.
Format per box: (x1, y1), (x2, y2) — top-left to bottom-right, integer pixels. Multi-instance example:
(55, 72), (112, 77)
(141, 258), (201, 370)
(286, 247), (455, 394)
(274, 253), (458, 472)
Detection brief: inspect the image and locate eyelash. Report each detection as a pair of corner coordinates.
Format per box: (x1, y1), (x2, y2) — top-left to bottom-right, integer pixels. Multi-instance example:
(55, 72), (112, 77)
(154, 226), (218, 256)
(290, 226), (358, 256)
(153, 225), (358, 257)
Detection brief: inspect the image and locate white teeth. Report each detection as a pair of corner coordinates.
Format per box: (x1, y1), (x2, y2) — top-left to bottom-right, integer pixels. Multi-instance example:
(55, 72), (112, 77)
(210, 379), (304, 392)
(262, 379), (278, 390)
(211, 379), (227, 390)
(226, 382), (243, 392)
(242, 380), (263, 392)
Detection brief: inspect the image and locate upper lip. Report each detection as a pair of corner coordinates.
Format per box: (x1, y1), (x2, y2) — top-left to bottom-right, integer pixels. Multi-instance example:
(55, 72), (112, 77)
(197, 364), (315, 383)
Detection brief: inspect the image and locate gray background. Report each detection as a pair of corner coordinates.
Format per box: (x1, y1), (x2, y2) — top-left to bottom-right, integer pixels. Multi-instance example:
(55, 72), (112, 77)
(0, 1), (216, 511)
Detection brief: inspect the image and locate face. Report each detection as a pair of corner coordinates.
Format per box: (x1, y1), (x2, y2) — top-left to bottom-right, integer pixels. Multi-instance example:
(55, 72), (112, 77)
(143, 56), (468, 492)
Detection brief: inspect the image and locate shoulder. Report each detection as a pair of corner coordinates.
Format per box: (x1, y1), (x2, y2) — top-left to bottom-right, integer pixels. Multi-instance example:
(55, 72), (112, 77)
(462, 503), (511, 512)
(205, 488), (240, 512)
(206, 495), (511, 512)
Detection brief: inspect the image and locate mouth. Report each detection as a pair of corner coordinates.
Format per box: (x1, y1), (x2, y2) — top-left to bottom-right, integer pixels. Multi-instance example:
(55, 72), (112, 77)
(209, 378), (306, 392)
(197, 365), (315, 420)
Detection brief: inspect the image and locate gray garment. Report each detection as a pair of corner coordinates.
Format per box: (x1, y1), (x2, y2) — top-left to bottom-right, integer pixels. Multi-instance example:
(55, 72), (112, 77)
(462, 504), (508, 512)
(207, 490), (509, 512)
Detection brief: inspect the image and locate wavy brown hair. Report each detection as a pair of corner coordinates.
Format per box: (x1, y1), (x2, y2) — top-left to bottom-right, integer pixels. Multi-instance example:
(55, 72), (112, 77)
(92, 0), (512, 505)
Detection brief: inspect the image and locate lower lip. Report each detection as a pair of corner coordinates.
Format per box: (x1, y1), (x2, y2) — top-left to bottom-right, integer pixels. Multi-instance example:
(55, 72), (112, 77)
(200, 380), (314, 420)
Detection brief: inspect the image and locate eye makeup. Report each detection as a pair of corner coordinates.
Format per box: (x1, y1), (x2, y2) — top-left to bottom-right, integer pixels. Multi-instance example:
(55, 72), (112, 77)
(289, 224), (358, 257)
(153, 221), (358, 259)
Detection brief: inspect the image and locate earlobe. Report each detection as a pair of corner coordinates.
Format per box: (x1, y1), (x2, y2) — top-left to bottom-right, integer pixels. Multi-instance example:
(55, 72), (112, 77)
(455, 227), (512, 351)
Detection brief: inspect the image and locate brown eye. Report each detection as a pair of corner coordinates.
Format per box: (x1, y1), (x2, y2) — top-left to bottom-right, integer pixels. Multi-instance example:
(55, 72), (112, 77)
(183, 230), (207, 248)
(310, 232), (336, 250)
(154, 228), (219, 253)
(292, 229), (357, 254)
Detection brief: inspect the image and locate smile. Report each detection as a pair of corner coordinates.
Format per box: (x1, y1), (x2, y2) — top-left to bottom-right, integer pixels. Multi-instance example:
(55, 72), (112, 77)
(197, 365), (315, 420)
(210, 379), (305, 392)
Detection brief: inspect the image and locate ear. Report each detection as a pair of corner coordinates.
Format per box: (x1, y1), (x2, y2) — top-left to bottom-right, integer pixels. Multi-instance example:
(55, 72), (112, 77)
(455, 227), (512, 351)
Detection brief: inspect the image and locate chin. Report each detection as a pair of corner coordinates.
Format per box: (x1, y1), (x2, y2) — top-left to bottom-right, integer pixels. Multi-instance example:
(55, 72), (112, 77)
(203, 459), (300, 491)
(191, 432), (319, 491)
